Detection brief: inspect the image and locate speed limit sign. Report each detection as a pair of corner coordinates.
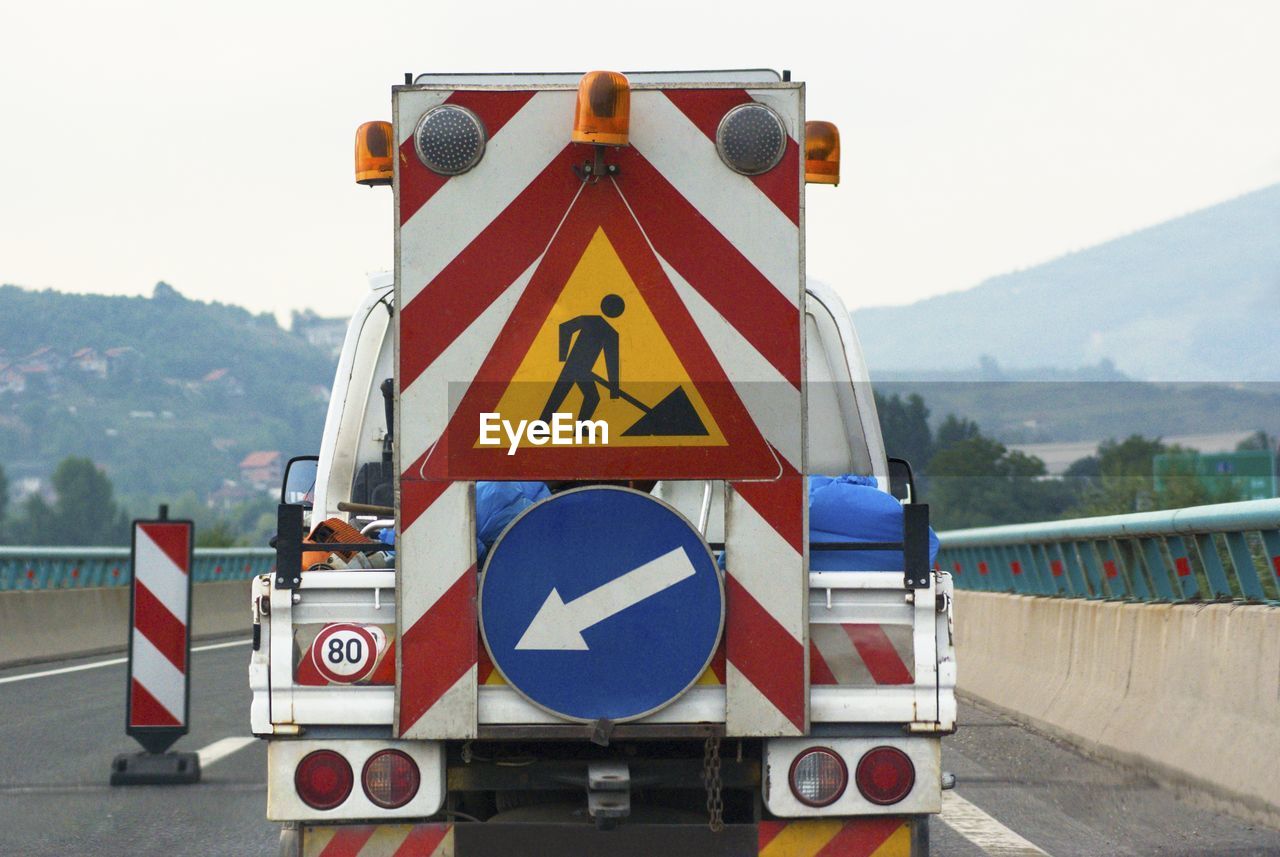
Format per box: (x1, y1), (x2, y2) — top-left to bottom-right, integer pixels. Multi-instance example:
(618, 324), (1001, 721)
(309, 623), (386, 684)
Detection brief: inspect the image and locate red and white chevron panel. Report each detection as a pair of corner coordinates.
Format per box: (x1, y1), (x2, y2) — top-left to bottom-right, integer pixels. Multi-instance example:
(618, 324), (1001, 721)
(302, 823), (452, 857)
(127, 520), (192, 731)
(810, 623), (914, 686)
(726, 474), (808, 735)
(394, 83), (805, 738)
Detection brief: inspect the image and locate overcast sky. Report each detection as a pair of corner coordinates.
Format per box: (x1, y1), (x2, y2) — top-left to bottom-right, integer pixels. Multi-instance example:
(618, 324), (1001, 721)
(2, 1), (1278, 324)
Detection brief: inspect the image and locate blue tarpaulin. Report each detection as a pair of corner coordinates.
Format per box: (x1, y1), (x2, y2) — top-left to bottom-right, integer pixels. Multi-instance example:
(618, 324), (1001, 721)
(475, 481), (551, 564)
(809, 474), (938, 571)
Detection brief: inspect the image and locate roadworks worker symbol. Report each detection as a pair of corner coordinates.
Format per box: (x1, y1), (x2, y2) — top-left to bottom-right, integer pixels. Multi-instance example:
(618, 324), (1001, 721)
(480, 227), (726, 451)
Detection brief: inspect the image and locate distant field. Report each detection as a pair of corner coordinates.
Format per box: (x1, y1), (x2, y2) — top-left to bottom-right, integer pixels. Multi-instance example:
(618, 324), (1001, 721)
(1008, 430), (1259, 474)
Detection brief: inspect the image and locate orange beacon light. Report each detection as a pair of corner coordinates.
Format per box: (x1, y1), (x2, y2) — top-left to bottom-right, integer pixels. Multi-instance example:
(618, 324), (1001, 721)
(805, 121), (840, 186)
(355, 121), (394, 186)
(572, 71), (631, 147)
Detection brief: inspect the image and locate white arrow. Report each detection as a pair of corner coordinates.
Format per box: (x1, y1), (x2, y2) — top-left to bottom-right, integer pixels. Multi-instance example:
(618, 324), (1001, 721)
(515, 546), (698, 651)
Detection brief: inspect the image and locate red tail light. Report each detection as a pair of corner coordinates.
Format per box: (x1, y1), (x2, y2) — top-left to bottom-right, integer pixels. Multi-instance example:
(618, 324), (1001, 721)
(362, 749), (421, 809)
(855, 747), (915, 805)
(295, 750), (353, 810)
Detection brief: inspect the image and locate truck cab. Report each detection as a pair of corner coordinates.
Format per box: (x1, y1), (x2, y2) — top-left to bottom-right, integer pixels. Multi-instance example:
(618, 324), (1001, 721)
(252, 69), (954, 857)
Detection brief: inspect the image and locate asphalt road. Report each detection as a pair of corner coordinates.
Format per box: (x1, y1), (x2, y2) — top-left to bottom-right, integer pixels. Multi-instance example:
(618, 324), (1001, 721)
(0, 641), (276, 857)
(1, 645), (1277, 856)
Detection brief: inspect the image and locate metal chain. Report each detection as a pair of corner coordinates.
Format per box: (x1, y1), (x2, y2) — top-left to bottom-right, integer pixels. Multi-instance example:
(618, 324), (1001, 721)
(702, 736), (724, 832)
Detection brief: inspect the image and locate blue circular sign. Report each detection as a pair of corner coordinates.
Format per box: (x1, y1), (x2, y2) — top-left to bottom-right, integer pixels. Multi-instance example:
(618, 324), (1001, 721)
(479, 487), (723, 723)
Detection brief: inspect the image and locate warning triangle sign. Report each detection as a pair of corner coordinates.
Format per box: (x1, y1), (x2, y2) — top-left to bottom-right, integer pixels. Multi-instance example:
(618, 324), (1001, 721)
(485, 226), (726, 450)
(433, 180), (781, 481)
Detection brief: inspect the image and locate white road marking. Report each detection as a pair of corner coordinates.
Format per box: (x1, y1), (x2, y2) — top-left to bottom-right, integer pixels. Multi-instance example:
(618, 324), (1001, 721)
(941, 791), (1052, 856)
(196, 736), (257, 768)
(0, 638), (251, 685)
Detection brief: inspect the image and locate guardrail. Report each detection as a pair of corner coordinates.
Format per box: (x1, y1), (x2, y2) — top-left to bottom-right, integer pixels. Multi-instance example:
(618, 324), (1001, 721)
(0, 546), (275, 590)
(938, 498), (1280, 604)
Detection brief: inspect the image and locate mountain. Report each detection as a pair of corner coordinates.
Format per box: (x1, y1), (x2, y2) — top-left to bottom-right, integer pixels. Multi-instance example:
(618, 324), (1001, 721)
(853, 183), (1280, 382)
(0, 283), (340, 503)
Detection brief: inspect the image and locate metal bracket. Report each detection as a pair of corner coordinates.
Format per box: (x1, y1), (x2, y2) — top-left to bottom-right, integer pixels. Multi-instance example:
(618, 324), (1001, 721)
(574, 145), (620, 183)
(589, 719), (615, 747)
(587, 760), (631, 828)
(275, 503), (303, 589)
(903, 503), (931, 590)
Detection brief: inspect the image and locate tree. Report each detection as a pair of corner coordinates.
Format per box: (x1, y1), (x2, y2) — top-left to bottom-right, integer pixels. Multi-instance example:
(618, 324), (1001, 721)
(1071, 435), (1167, 515)
(934, 414), (982, 453)
(1236, 430), (1275, 452)
(875, 392), (933, 470)
(1070, 434), (1244, 516)
(195, 520), (239, 548)
(1063, 456), (1101, 479)
(926, 434), (1076, 529)
(19, 457), (130, 545)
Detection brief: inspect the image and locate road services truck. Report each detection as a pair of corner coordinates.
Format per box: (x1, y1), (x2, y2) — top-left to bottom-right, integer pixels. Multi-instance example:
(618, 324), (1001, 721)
(251, 69), (956, 857)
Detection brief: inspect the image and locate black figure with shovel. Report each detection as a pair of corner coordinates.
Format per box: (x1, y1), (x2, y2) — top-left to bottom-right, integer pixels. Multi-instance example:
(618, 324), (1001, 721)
(538, 294), (708, 437)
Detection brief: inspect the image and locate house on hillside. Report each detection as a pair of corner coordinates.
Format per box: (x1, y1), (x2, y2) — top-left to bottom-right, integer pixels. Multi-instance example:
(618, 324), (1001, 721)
(71, 347), (109, 378)
(207, 480), (257, 509)
(239, 450), (283, 492)
(104, 346), (140, 379)
(13, 476), (53, 505)
(200, 367), (245, 396)
(0, 364), (25, 395)
(19, 346), (64, 373)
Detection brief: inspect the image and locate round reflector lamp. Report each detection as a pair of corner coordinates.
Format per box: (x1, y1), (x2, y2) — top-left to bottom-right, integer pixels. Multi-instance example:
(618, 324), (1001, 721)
(295, 750), (353, 810)
(716, 103), (788, 176)
(362, 749), (421, 809)
(414, 105), (486, 176)
(855, 746), (915, 806)
(788, 747), (848, 807)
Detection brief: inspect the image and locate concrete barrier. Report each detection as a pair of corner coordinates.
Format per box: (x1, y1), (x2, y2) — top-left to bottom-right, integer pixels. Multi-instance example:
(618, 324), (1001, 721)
(955, 590), (1280, 828)
(0, 580), (253, 668)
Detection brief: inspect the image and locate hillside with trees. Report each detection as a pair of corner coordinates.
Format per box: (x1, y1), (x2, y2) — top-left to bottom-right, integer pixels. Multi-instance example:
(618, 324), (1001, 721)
(0, 283), (340, 532)
(875, 392), (1264, 530)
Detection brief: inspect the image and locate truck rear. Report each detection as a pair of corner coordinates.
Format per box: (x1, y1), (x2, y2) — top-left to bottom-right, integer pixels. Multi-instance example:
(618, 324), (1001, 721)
(252, 69), (955, 856)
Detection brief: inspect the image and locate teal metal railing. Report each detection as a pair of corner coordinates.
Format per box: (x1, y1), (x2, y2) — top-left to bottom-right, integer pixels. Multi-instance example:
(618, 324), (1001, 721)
(938, 498), (1280, 604)
(0, 547), (275, 591)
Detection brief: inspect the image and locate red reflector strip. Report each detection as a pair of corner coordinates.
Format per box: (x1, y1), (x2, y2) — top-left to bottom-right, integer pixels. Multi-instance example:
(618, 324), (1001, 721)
(1174, 556), (1192, 577)
(1272, 556), (1280, 577)
(129, 678), (180, 727)
(952, 562), (962, 574)
(1010, 561), (1022, 575)
(808, 640), (839, 686)
(133, 582), (187, 672)
(314, 825), (375, 857)
(844, 624), (913, 685)
(978, 562), (989, 575)
(1103, 560), (1119, 578)
(1050, 560), (1063, 577)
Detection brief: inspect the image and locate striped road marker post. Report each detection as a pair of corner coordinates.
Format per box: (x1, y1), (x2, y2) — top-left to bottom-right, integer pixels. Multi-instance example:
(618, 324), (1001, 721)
(110, 508), (201, 785)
